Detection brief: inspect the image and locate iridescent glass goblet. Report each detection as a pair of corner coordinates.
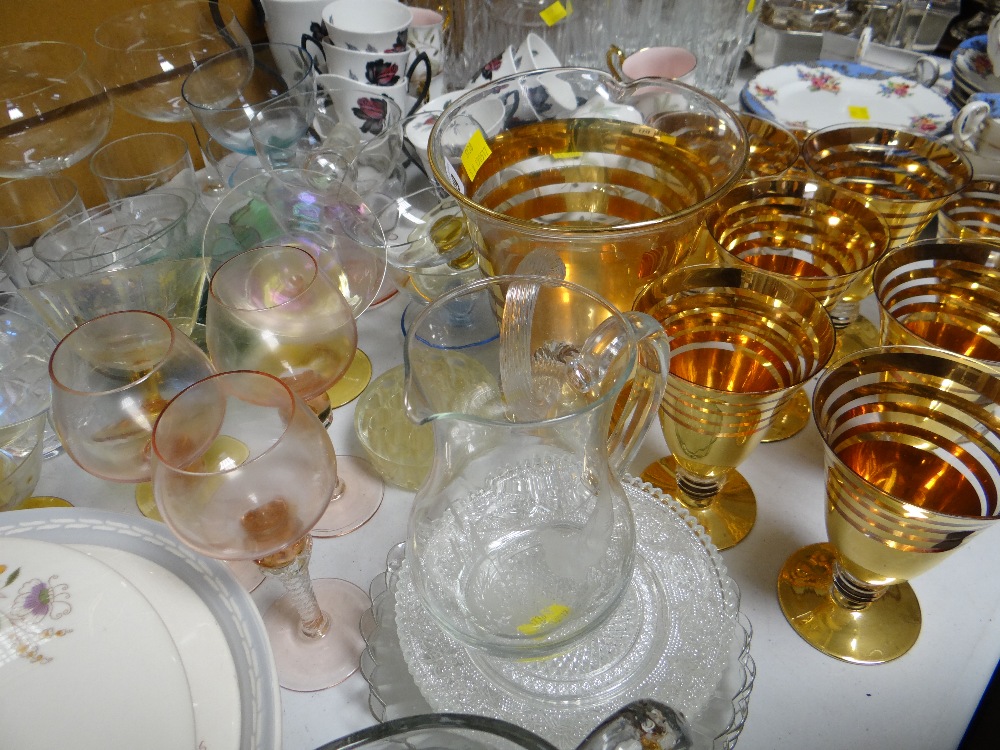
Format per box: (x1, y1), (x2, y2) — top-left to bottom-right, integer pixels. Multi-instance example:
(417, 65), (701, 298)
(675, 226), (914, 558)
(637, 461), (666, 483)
(202, 169), (388, 406)
(872, 239), (1000, 365)
(706, 176), (891, 440)
(48, 310), (215, 484)
(152, 370), (369, 690)
(800, 124), (974, 352)
(207, 244), (382, 536)
(777, 346), (1000, 664)
(936, 179), (1000, 244)
(0, 42), (113, 178)
(635, 265), (836, 550)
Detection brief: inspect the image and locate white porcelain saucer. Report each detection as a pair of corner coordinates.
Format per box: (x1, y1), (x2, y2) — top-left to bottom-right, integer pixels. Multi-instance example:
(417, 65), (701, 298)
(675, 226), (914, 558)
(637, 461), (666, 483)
(742, 60), (956, 135)
(0, 537), (196, 750)
(392, 476), (743, 749)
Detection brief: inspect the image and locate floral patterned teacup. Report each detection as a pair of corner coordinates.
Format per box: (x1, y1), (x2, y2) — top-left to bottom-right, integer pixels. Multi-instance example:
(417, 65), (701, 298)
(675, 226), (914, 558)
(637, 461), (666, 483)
(469, 46), (518, 87)
(408, 7), (445, 75)
(323, 40), (431, 93)
(322, 0), (411, 53)
(317, 74), (407, 138)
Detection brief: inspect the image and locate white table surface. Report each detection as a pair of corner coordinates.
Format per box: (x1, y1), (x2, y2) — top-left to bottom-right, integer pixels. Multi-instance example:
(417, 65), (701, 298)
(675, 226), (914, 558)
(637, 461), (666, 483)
(28, 287), (1000, 750)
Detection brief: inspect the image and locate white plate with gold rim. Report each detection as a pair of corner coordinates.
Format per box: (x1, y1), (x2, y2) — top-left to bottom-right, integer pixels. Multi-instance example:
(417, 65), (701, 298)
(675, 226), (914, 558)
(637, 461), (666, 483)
(0, 537), (196, 750)
(0, 508), (282, 750)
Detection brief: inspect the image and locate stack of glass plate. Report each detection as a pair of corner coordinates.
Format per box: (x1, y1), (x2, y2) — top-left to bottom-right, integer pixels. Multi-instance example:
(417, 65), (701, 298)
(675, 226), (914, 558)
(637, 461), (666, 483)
(360, 477), (756, 750)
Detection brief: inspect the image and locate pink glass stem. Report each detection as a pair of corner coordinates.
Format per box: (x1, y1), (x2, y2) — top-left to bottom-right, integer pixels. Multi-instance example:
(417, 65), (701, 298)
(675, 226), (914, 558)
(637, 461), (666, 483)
(258, 536), (331, 638)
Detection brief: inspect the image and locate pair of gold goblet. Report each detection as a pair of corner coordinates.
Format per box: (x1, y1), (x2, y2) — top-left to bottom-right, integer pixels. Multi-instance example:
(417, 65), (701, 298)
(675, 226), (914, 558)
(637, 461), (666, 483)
(777, 239), (1000, 665)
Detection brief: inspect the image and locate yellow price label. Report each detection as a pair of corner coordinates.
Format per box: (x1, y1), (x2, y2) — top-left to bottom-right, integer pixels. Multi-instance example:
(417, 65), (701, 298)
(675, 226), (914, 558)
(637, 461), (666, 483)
(848, 105), (870, 120)
(517, 603), (571, 635)
(747, 0), (756, 12)
(461, 130), (493, 181)
(551, 151), (582, 159)
(539, 1), (569, 26)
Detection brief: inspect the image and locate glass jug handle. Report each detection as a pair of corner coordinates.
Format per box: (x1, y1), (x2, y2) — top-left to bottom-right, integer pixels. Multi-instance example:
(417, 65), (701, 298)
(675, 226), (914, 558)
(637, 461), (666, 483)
(607, 310), (670, 475)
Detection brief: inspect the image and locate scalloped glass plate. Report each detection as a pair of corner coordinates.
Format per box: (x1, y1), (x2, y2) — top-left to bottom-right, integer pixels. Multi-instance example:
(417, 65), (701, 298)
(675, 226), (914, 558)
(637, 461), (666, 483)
(361, 476), (755, 750)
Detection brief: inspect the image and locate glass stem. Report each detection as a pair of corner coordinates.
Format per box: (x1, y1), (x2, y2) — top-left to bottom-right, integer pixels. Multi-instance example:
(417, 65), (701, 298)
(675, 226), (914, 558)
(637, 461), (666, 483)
(674, 465), (722, 510)
(257, 536), (331, 639)
(831, 559), (885, 611)
(828, 298), (861, 330)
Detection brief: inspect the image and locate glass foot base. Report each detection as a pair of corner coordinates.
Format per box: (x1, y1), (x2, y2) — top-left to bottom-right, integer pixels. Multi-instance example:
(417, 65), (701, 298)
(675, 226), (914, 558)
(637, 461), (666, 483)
(327, 350), (372, 409)
(777, 542), (921, 665)
(761, 387), (810, 443)
(312, 455), (384, 537)
(135, 482), (162, 522)
(833, 317), (880, 362)
(640, 455), (756, 551)
(226, 559), (266, 593)
(15, 495), (73, 510)
(263, 577), (369, 691)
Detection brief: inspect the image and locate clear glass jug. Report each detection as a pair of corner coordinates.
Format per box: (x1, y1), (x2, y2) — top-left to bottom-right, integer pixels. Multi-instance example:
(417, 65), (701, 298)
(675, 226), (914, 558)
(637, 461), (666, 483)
(403, 275), (670, 658)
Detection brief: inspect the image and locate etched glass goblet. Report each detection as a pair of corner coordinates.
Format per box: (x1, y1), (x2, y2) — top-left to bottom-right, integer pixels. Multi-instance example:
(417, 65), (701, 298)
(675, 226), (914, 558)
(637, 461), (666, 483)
(635, 265), (836, 550)
(872, 239), (1000, 366)
(207, 244), (382, 536)
(799, 124), (973, 353)
(706, 175), (891, 440)
(777, 345), (1000, 664)
(151, 370), (369, 690)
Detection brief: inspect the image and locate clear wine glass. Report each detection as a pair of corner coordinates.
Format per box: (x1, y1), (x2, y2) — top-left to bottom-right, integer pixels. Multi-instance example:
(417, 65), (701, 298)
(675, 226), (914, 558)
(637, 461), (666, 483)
(93, 0), (252, 123)
(151, 369), (369, 690)
(0, 41), (113, 178)
(206, 244), (383, 536)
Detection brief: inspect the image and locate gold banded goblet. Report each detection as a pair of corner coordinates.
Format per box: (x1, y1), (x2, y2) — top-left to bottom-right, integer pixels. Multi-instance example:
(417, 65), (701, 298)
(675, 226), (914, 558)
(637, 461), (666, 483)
(872, 239), (1000, 366)
(707, 175), (891, 440)
(800, 124), (973, 354)
(777, 345), (1000, 664)
(635, 265), (835, 549)
(936, 179), (1000, 244)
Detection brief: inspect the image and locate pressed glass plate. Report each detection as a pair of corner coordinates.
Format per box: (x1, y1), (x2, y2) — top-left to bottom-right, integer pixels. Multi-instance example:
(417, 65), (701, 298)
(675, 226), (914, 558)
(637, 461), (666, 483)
(360, 476), (755, 750)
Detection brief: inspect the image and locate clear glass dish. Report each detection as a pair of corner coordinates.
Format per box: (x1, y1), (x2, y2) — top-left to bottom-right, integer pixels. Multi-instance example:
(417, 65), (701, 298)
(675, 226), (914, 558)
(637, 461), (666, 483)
(360, 476), (755, 750)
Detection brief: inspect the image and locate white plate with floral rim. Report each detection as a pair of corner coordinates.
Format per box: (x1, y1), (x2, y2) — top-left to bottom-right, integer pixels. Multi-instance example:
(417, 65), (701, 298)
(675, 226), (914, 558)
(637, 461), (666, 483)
(0, 508), (282, 750)
(0, 537), (197, 750)
(741, 60), (957, 135)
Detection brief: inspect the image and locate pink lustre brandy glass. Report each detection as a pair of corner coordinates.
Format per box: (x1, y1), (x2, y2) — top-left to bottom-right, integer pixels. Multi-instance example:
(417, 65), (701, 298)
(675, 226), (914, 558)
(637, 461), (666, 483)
(151, 370), (369, 690)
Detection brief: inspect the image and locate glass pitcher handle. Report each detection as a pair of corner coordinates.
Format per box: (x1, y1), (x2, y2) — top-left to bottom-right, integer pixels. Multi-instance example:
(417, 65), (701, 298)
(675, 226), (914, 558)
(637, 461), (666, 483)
(607, 310), (670, 475)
